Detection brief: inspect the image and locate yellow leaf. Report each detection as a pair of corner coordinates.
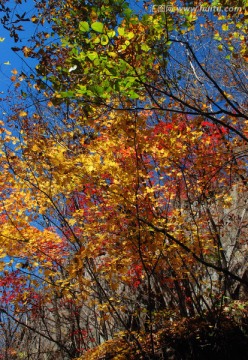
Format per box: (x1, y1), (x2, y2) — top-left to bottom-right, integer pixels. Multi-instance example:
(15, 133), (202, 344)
(32, 144), (39, 152)
(19, 110), (27, 117)
(222, 24), (228, 31)
(68, 218), (77, 226)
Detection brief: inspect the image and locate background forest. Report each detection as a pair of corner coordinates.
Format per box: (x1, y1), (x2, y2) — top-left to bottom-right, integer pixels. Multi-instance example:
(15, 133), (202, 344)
(0, 0), (248, 359)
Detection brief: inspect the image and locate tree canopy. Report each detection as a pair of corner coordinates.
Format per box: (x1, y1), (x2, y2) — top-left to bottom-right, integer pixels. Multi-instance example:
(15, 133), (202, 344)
(0, 0), (248, 359)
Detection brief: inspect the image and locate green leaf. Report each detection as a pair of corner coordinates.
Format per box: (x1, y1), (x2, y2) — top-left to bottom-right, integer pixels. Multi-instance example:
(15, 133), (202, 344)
(211, 0), (221, 5)
(87, 51), (98, 61)
(92, 85), (104, 95)
(123, 8), (133, 18)
(79, 21), (90, 32)
(141, 44), (151, 52)
(93, 58), (100, 66)
(93, 36), (101, 44)
(108, 52), (117, 58)
(0, 37), (5, 42)
(77, 85), (87, 94)
(107, 30), (116, 38)
(128, 90), (139, 99)
(118, 27), (125, 36)
(120, 44), (127, 52)
(126, 31), (134, 40)
(60, 90), (75, 98)
(101, 35), (109, 45)
(91, 22), (104, 33)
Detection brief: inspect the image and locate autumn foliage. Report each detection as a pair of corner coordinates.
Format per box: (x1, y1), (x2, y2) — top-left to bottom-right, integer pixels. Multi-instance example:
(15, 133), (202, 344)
(0, 0), (247, 359)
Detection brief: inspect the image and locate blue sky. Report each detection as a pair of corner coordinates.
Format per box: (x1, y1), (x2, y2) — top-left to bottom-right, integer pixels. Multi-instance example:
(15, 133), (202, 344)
(0, 1), (37, 96)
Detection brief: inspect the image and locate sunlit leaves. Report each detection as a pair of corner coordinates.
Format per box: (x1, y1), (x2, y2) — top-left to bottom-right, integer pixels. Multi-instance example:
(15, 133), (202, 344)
(18, 110), (27, 117)
(91, 21), (104, 33)
(79, 21), (89, 32)
(101, 34), (108, 45)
